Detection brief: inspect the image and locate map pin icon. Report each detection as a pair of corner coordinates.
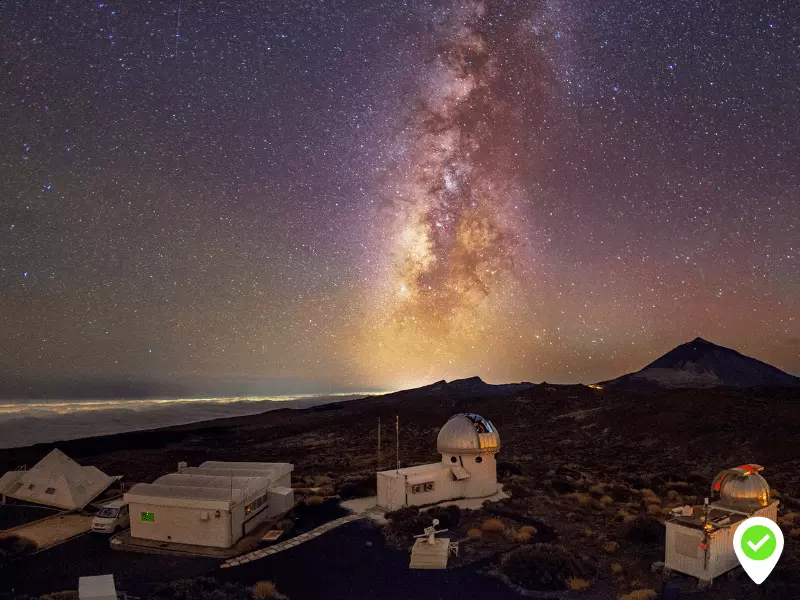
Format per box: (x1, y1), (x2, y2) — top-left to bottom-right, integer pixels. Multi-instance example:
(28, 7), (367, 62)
(733, 516), (784, 584)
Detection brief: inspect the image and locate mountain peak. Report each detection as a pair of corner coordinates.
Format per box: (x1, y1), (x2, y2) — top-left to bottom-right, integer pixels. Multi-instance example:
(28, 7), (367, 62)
(602, 338), (800, 390)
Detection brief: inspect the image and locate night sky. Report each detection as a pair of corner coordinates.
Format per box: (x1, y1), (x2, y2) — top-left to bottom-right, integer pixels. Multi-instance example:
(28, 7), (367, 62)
(1, 0), (798, 392)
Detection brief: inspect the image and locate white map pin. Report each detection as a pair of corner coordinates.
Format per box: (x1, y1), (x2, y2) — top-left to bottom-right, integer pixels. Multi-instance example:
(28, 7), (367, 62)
(733, 516), (784, 584)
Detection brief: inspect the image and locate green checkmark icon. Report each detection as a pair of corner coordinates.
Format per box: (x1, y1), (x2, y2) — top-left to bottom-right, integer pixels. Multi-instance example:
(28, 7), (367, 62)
(740, 524), (777, 561)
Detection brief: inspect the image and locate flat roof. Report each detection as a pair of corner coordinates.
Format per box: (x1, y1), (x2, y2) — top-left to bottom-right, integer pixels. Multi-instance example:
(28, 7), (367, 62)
(378, 462), (446, 479)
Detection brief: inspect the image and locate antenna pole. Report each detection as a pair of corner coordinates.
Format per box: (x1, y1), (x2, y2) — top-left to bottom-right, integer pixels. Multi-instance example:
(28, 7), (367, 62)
(396, 415), (400, 474)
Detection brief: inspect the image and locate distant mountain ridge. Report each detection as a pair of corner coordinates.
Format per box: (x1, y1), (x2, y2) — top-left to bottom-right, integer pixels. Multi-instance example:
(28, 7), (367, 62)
(601, 337), (800, 389)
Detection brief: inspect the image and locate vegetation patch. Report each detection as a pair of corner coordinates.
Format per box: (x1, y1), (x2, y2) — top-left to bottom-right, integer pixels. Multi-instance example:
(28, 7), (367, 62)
(500, 543), (587, 591)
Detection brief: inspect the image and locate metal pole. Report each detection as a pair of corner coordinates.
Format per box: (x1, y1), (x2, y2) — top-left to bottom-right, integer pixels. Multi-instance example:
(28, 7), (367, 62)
(377, 417), (381, 471)
(396, 415), (400, 474)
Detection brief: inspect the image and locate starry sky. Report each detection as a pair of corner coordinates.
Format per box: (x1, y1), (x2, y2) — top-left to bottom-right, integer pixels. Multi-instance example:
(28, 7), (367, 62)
(1, 0), (798, 394)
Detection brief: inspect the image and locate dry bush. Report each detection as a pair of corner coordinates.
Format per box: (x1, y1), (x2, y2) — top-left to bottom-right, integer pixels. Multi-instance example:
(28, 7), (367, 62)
(513, 531), (532, 543)
(779, 512), (799, 525)
(305, 495), (324, 506)
(467, 528), (483, 538)
(519, 525), (537, 536)
(789, 528), (800, 538)
(618, 590), (656, 600)
(570, 492), (592, 506)
(603, 541), (619, 554)
(611, 562), (624, 576)
(583, 528), (594, 537)
(646, 504), (663, 516)
(567, 578), (591, 591)
(251, 581), (288, 600)
(616, 509), (631, 521)
(600, 495), (614, 506)
(589, 483), (608, 497)
(310, 475), (332, 487)
(623, 515), (637, 524)
(481, 518), (505, 534)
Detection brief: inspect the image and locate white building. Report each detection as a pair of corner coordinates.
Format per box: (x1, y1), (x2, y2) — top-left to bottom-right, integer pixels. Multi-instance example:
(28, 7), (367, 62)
(125, 461), (293, 548)
(664, 464), (779, 586)
(377, 413), (500, 511)
(0, 449), (120, 510)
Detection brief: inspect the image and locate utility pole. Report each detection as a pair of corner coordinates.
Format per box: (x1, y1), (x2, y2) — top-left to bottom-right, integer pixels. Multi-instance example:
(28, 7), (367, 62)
(395, 415), (400, 474)
(377, 416), (381, 471)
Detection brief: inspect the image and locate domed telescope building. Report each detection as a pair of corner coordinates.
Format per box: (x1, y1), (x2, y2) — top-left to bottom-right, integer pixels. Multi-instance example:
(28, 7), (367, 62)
(664, 464), (778, 586)
(376, 413), (500, 511)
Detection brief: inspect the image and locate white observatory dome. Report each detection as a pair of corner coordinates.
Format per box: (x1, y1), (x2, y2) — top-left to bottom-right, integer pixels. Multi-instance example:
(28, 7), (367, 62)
(712, 465), (771, 510)
(437, 413), (500, 454)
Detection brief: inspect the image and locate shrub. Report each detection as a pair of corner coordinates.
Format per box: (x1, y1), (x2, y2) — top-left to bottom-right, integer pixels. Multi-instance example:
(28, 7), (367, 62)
(513, 531), (532, 543)
(589, 483), (608, 498)
(251, 581), (288, 600)
(599, 495), (614, 506)
(611, 562), (624, 575)
(467, 528), (483, 538)
(570, 492), (592, 506)
(789, 528), (800, 538)
(519, 525), (537, 536)
(610, 485), (633, 503)
(425, 505), (461, 530)
(305, 495), (324, 506)
(0, 534), (37, 565)
(603, 541), (619, 554)
(646, 504), (662, 516)
(618, 590), (656, 600)
(334, 475), (376, 500)
(40, 592), (79, 600)
(481, 519), (505, 534)
(385, 507), (422, 535)
(626, 517), (665, 544)
(567, 578), (591, 591)
(500, 543), (586, 591)
(152, 577), (250, 600)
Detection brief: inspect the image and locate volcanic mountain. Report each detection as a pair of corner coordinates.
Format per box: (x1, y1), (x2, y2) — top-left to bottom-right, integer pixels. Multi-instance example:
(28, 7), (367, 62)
(601, 337), (800, 389)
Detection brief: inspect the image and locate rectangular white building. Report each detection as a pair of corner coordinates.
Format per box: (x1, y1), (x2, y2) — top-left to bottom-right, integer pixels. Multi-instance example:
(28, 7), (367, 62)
(665, 465), (778, 585)
(125, 461), (293, 548)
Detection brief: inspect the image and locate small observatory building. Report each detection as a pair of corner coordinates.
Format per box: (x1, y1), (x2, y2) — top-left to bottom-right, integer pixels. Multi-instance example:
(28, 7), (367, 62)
(125, 461), (294, 549)
(377, 413), (500, 511)
(664, 464), (779, 585)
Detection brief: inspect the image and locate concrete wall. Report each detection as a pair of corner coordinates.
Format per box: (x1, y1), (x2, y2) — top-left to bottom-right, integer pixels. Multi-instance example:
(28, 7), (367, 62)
(128, 501), (233, 548)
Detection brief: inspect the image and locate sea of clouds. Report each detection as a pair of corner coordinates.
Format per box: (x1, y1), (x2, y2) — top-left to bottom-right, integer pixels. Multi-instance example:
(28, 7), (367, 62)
(0, 393), (370, 449)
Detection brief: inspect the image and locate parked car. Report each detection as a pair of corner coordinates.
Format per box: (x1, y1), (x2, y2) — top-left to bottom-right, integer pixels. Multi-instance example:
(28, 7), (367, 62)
(92, 499), (130, 533)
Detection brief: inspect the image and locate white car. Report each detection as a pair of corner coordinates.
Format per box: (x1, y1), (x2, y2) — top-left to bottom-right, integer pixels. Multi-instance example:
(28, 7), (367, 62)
(92, 499), (130, 534)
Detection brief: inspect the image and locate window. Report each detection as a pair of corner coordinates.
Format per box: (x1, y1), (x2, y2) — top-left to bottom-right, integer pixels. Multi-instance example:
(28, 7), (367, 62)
(424, 482), (435, 492)
(450, 456), (458, 463)
(475, 456), (483, 464)
(140, 511), (155, 522)
(45, 487), (57, 494)
(98, 507), (119, 518)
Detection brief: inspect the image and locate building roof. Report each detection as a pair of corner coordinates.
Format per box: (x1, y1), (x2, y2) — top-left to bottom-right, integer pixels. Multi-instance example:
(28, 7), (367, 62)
(199, 461), (293, 479)
(2, 449), (118, 510)
(124, 461), (293, 511)
(78, 575), (116, 600)
(125, 482), (246, 511)
(436, 413), (500, 454)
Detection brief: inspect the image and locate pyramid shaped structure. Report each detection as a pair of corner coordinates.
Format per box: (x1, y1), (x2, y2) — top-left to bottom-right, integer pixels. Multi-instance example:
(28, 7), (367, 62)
(5, 449), (117, 510)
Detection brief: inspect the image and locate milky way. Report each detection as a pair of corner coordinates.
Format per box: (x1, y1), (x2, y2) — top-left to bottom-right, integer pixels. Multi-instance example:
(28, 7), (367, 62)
(1, 0), (798, 393)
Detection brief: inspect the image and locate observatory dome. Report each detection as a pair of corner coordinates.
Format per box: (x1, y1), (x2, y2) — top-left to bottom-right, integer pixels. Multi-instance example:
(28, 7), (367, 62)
(712, 465), (771, 510)
(437, 413), (500, 454)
